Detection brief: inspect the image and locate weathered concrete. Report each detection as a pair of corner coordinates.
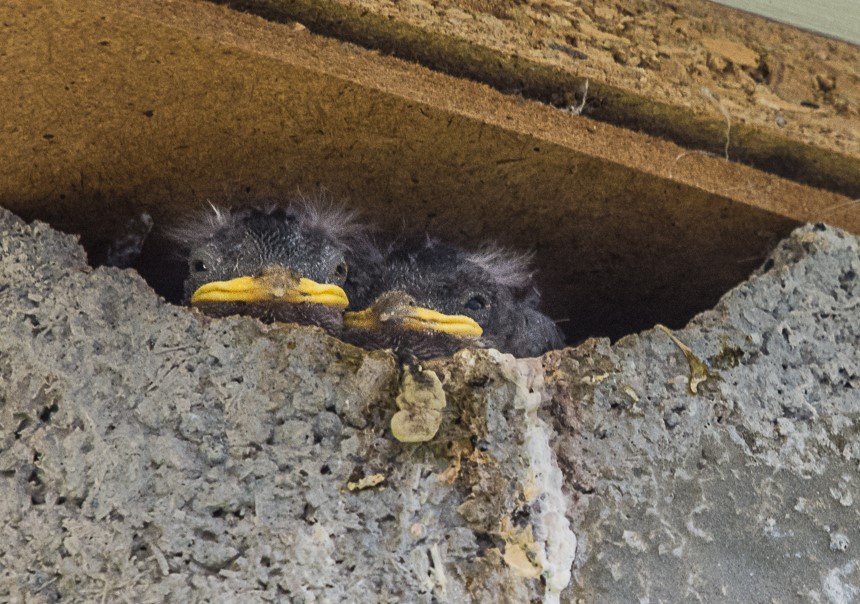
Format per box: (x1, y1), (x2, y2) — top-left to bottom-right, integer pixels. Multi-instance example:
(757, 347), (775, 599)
(0, 207), (576, 602)
(712, 0), (859, 45)
(1, 206), (859, 602)
(546, 221), (860, 601)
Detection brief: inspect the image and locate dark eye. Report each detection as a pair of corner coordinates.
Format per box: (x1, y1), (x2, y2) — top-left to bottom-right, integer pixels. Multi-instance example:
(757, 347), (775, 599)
(334, 263), (347, 277)
(192, 259), (207, 272)
(464, 296), (486, 311)
(268, 207), (297, 223)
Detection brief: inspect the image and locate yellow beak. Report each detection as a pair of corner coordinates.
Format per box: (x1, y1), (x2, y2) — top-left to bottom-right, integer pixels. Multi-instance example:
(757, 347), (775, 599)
(191, 274), (349, 308)
(344, 305), (482, 337)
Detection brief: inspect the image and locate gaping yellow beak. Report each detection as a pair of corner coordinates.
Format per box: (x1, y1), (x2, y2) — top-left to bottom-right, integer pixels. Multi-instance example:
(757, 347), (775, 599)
(344, 305), (482, 337)
(191, 274), (349, 308)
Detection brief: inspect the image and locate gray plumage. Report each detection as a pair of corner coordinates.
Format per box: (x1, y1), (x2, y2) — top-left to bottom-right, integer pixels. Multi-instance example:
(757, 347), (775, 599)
(171, 200), (372, 332)
(344, 239), (565, 359)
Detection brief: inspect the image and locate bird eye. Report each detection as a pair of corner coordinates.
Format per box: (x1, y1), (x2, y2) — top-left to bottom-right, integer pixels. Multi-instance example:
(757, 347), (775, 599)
(270, 207), (297, 223)
(334, 263), (347, 277)
(464, 296), (486, 311)
(192, 259), (207, 272)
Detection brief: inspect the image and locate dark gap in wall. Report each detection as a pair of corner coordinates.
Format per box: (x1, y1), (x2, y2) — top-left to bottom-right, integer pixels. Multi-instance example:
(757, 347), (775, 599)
(75, 191), (798, 346)
(2, 0), (807, 346)
(86, 229), (188, 307)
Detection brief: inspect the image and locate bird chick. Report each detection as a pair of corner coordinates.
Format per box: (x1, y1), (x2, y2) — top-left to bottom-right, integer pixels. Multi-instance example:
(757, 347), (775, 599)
(173, 202), (368, 333)
(343, 239), (565, 359)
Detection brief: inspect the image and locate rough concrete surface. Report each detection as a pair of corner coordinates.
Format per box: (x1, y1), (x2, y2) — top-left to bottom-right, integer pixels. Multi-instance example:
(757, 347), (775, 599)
(1, 205), (859, 603)
(0, 206), (576, 602)
(546, 222), (860, 601)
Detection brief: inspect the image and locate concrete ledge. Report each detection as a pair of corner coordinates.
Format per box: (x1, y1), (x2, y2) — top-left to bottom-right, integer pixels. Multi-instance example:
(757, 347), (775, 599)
(2, 199), (858, 601)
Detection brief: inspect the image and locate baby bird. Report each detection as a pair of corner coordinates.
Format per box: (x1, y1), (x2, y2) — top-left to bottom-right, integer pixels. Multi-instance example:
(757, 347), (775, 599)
(343, 239), (565, 359)
(173, 201), (370, 333)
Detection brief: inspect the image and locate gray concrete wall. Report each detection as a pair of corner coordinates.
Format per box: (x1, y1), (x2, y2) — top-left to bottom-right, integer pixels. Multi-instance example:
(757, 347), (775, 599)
(1, 206), (859, 601)
(712, 0), (860, 44)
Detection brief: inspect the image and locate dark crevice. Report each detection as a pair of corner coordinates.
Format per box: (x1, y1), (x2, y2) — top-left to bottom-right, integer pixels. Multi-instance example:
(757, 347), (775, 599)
(14, 418), (31, 439)
(64, 82), (800, 344)
(28, 465), (46, 506)
(39, 402), (59, 423)
(473, 531), (497, 556)
(571, 482), (595, 495)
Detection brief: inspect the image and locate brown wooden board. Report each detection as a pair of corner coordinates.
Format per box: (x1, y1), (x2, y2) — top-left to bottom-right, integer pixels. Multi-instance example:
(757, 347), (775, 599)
(213, 0), (860, 199)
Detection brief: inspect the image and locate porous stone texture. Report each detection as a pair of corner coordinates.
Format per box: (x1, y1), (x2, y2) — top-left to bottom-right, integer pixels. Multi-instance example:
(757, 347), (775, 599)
(546, 223), (860, 601)
(0, 206), (575, 603)
(1, 206), (859, 602)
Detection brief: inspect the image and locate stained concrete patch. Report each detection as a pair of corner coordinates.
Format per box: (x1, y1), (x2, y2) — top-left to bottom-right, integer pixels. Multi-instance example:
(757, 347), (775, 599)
(1, 206), (859, 602)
